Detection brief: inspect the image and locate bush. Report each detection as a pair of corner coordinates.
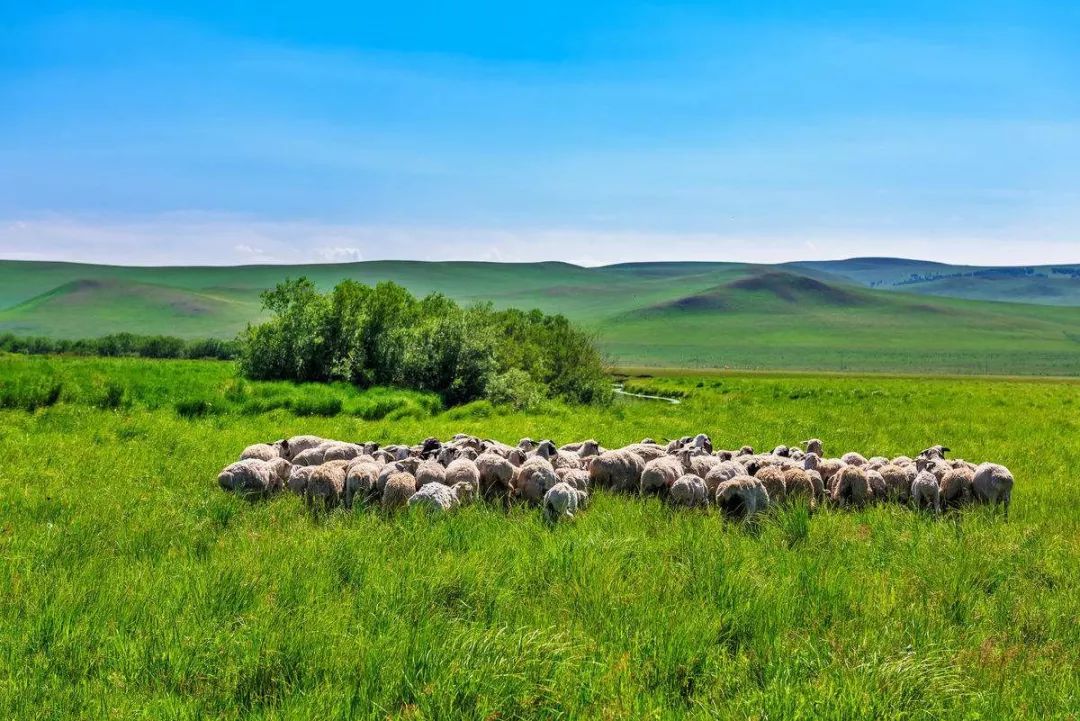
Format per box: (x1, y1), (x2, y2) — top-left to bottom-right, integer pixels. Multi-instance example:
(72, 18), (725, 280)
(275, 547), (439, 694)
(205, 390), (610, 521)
(96, 382), (126, 409)
(0, 381), (64, 411)
(237, 278), (612, 406)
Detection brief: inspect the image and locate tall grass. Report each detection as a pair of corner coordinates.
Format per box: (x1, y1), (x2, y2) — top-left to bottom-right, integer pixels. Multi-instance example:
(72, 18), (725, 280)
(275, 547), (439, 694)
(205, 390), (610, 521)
(0, 355), (1077, 718)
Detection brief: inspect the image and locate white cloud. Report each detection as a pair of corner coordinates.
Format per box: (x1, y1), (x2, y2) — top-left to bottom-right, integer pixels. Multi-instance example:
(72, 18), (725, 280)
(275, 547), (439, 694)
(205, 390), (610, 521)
(316, 246), (364, 263)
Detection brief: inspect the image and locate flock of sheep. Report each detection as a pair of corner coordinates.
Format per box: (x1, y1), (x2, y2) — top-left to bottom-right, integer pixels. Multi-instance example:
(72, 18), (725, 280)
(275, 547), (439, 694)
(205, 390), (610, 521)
(218, 433), (1016, 523)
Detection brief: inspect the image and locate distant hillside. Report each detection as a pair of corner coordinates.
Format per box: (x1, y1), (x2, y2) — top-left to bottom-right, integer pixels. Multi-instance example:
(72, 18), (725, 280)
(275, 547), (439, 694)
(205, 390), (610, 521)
(789, 258), (1080, 305)
(4, 258), (1080, 375)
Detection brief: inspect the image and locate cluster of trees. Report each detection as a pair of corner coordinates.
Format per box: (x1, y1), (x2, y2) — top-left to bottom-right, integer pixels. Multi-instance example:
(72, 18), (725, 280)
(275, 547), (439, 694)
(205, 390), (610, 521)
(0, 333), (238, 360)
(238, 278), (612, 406)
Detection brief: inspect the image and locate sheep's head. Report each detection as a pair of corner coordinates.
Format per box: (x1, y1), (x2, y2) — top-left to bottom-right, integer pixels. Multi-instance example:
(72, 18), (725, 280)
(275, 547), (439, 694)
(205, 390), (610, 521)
(535, 440), (557, 459)
(640, 437), (656, 445)
(437, 445), (459, 466)
(508, 448), (527, 467)
(772, 445), (790, 457)
(803, 452), (820, 471)
(268, 458), (292, 483)
(693, 433), (713, 453)
(518, 437), (536, 451)
(737, 445), (754, 457)
(802, 439), (823, 456)
(579, 439), (601, 457)
(362, 441), (380, 455)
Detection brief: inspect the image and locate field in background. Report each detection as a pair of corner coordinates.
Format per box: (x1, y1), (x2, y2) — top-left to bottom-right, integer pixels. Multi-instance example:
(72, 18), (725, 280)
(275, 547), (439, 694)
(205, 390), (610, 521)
(1, 354), (1077, 718)
(5, 259), (1080, 376)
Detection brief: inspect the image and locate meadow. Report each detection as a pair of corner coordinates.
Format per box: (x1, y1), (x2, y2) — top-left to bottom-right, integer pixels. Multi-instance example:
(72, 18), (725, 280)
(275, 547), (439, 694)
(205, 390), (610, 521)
(1, 355), (1078, 719)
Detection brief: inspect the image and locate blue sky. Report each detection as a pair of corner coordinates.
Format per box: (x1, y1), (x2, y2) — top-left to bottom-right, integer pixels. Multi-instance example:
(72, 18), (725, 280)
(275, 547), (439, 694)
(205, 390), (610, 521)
(2, 1), (1079, 265)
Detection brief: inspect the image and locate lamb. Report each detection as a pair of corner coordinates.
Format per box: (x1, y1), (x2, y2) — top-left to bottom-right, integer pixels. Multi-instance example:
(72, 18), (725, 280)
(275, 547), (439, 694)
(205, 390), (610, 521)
(940, 466), (975, 508)
(218, 458), (290, 498)
(345, 460), (381, 508)
(588, 449), (646, 494)
(407, 482), (459, 513)
(831, 466), (870, 508)
(543, 482), (588, 523)
(754, 466), (787, 503)
(240, 441), (286, 461)
(445, 458), (481, 489)
(639, 456), (684, 497)
(515, 456), (559, 505)
(972, 463), (1014, 519)
(382, 471), (418, 511)
(305, 461), (349, 509)
(715, 476), (769, 520)
(668, 474), (708, 508)
(910, 469), (941, 514)
(475, 452), (515, 503)
(415, 460), (447, 487)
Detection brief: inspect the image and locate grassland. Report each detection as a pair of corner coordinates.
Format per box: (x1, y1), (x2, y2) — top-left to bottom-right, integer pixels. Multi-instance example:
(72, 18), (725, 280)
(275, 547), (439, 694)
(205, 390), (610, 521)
(1, 354), (1078, 719)
(5, 260), (1080, 376)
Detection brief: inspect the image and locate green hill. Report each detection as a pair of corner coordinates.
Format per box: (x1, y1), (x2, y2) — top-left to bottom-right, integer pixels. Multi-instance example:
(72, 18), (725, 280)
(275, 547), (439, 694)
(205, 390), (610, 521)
(4, 259), (1080, 375)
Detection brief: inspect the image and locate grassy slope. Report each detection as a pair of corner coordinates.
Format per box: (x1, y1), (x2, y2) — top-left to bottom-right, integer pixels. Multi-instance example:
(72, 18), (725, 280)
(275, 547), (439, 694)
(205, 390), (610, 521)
(4, 260), (1080, 374)
(0, 355), (1077, 719)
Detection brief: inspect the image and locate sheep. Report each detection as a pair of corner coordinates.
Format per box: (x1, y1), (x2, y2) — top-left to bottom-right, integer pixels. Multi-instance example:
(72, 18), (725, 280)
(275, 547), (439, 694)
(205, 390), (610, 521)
(377, 460), (418, 495)
(537, 440), (585, 471)
(865, 469), (887, 503)
(291, 447), (327, 467)
(878, 464), (912, 503)
(475, 452), (514, 503)
(445, 458), (481, 489)
(831, 466), (870, 508)
(640, 456), (684, 497)
(840, 452), (867, 467)
(507, 449), (528, 467)
(436, 445), (461, 466)
(588, 449), (646, 494)
(919, 445), (951, 460)
(515, 456), (559, 505)
(715, 476), (769, 520)
(677, 447), (721, 478)
(321, 442), (365, 463)
(218, 458), (290, 498)
(382, 471), (418, 511)
(240, 441), (286, 461)
(754, 466), (787, 503)
(305, 461), (348, 509)
(577, 439), (602, 458)
(802, 439), (823, 456)
(972, 463), (1014, 519)
(286, 464), (316, 496)
(782, 467), (816, 507)
(543, 482), (587, 523)
(703, 460), (744, 497)
(345, 461), (381, 508)
(556, 467), (591, 493)
(283, 435), (324, 461)
(910, 469), (941, 514)
(940, 466), (975, 508)
(692, 433), (713, 453)
(669, 474), (708, 508)
(771, 445), (790, 458)
(804, 469), (825, 500)
(517, 438), (537, 452)
(620, 443), (668, 463)
(804, 453), (844, 486)
(415, 460), (447, 487)
(407, 482), (459, 513)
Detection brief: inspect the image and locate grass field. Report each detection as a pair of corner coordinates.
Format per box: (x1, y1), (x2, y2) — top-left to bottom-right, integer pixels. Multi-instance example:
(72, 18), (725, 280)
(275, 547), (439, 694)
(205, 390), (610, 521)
(1, 354), (1078, 719)
(6, 260), (1080, 376)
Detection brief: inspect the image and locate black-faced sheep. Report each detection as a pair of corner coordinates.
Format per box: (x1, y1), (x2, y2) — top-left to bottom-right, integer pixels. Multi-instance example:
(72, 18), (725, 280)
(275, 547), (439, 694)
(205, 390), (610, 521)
(588, 449), (646, 494)
(715, 476), (769, 520)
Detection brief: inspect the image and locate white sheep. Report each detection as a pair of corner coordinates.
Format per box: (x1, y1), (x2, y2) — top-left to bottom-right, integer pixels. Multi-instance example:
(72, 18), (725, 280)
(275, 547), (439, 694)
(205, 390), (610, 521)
(515, 456), (559, 505)
(407, 482), (459, 513)
(588, 449), (646, 493)
(715, 476), (769, 520)
(972, 463), (1014, 519)
(543, 482), (588, 523)
(910, 469), (941, 514)
(218, 458), (290, 498)
(669, 474), (708, 508)
(239, 441), (286, 461)
(640, 456), (684, 497)
(345, 461), (381, 508)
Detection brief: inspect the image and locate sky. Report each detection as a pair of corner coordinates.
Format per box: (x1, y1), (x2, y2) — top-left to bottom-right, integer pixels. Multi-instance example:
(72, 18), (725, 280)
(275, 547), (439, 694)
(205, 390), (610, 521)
(2, 1), (1079, 266)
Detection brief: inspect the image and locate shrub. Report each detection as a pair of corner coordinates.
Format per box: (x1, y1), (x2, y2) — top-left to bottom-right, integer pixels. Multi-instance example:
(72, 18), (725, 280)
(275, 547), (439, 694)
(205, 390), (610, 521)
(0, 381), (64, 411)
(289, 395), (343, 417)
(485, 369), (545, 410)
(96, 382), (126, 410)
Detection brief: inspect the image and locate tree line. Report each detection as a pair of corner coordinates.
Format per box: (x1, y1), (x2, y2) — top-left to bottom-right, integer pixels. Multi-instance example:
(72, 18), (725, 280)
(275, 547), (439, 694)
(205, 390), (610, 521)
(0, 333), (238, 360)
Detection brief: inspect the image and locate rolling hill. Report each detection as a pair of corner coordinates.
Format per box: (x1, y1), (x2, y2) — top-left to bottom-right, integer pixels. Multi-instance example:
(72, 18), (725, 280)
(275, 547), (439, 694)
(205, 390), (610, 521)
(4, 258), (1080, 375)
